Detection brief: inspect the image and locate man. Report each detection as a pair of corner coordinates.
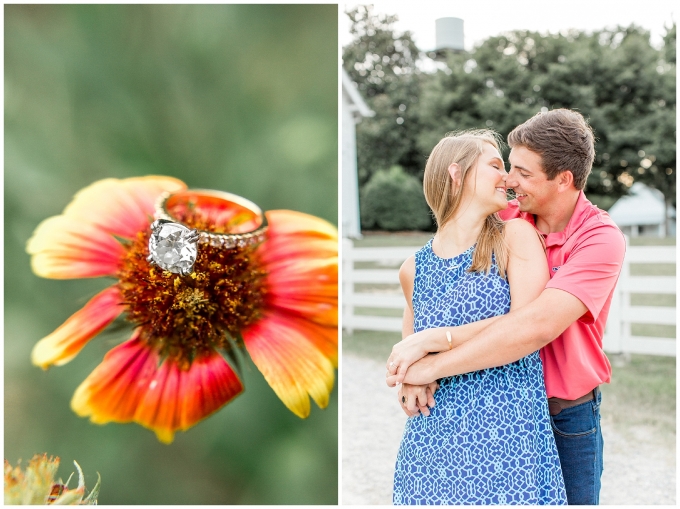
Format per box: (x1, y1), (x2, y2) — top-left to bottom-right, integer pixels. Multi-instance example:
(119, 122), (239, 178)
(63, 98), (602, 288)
(387, 109), (626, 505)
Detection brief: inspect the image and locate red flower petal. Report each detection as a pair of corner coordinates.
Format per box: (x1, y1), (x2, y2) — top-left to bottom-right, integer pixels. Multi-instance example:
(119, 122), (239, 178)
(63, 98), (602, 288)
(27, 176), (186, 279)
(27, 217), (128, 279)
(265, 257), (338, 326)
(73, 332), (157, 424)
(259, 235), (338, 265)
(164, 190), (262, 233)
(32, 286), (124, 369)
(258, 210), (338, 328)
(63, 176), (186, 239)
(265, 210), (338, 240)
(274, 312), (338, 367)
(72, 335), (243, 443)
(242, 312), (335, 418)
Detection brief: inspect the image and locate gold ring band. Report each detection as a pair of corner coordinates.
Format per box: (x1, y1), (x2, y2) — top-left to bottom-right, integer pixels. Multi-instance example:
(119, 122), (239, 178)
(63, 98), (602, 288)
(154, 189), (268, 249)
(148, 189), (268, 276)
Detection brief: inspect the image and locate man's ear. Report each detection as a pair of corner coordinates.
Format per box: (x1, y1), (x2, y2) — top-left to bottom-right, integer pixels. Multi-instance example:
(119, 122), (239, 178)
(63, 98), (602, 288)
(448, 163), (462, 189)
(557, 170), (575, 191)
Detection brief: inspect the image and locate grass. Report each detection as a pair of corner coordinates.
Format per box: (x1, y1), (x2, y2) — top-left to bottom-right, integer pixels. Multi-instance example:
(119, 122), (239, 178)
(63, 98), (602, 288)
(354, 307), (403, 317)
(354, 232), (432, 247)
(629, 237), (676, 246)
(343, 329), (401, 360)
(601, 354), (676, 438)
(630, 293), (675, 307)
(630, 264), (675, 276)
(355, 283), (401, 292)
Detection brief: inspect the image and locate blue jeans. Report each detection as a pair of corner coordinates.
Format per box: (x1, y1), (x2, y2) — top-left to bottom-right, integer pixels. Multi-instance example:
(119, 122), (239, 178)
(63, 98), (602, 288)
(550, 388), (604, 505)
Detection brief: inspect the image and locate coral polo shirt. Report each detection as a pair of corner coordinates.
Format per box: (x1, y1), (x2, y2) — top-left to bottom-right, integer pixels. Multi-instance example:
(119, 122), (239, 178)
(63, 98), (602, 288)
(499, 191), (626, 400)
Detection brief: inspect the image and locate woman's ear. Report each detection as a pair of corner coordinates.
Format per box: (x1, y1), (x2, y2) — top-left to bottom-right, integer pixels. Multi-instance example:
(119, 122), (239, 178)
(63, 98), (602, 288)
(448, 163), (462, 189)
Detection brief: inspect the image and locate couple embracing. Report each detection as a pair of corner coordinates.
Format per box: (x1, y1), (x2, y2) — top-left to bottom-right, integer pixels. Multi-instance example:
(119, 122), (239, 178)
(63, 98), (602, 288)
(386, 109), (625, 505)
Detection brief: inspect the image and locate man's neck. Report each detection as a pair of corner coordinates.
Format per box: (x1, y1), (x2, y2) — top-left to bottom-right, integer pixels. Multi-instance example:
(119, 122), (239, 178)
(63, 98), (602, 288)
(534, 191), (581, 234)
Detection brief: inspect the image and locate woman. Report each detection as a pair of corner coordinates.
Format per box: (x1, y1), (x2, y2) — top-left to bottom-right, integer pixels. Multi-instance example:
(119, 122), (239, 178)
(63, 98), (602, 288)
(388, 131), (566, 505)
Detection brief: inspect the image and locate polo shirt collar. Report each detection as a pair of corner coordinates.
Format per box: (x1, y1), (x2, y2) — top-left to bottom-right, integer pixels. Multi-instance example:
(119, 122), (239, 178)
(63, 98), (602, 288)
(541, 191), (592, 247)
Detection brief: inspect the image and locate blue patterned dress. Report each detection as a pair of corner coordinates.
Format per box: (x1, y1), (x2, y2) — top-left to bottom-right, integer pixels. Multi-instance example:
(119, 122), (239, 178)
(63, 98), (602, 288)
(393, 240), (567, 505)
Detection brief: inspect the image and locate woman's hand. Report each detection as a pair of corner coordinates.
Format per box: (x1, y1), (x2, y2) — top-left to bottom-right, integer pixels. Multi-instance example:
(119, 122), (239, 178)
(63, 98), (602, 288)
(398, 382), (439, 417)
(386, 329), (439, 384)
(388, 354), (440, 387)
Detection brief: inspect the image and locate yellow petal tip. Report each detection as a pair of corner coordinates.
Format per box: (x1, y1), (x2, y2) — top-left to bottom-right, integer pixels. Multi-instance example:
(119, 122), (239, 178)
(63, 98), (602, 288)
(155, 430), (175, 444)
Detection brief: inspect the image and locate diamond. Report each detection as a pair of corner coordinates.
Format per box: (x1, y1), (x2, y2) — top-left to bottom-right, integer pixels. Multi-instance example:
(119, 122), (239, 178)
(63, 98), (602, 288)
(148, 222), (198, 274)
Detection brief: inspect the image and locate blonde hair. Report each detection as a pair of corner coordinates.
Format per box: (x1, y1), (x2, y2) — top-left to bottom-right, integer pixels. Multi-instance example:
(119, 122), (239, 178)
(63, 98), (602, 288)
(423, 129), (508, 278)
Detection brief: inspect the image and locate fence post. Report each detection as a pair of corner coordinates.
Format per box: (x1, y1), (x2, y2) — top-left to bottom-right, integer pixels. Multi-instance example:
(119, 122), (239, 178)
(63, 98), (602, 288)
(604, 279), (623, 354)
(604, 235), (626, 354)
(619, 236), (631, 355)
(342, 238), (354, 334)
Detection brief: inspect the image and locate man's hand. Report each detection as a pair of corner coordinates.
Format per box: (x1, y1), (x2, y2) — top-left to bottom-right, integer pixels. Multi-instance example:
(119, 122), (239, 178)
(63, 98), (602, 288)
(398, 382), (439, 417)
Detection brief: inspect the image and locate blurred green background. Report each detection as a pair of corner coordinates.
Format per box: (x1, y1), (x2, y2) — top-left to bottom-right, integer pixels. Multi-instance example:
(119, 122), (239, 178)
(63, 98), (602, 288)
(5, 4), (338, 505)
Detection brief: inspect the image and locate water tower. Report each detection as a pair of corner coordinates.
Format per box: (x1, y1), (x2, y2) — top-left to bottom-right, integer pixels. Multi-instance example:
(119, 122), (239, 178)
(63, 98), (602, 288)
(433, 17), (465, 58)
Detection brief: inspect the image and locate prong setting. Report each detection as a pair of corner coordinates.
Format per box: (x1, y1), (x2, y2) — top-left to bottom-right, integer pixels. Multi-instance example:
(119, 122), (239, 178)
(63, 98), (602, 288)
(186, 229), (200, 244)
(150, 218), (172, 231)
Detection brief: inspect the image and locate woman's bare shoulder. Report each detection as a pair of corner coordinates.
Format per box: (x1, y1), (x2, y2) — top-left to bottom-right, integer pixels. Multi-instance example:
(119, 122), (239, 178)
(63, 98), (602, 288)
(503, 218), (546, 264)
(503, 218), (540, 245)
(399, 255), (416, 283)
(399, 255), (416, 304)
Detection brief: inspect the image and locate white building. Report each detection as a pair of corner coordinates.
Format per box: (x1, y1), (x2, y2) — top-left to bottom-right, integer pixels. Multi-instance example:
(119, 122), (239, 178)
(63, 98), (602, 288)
(608, 182), (676, 237)
(342, 68), (374, 239)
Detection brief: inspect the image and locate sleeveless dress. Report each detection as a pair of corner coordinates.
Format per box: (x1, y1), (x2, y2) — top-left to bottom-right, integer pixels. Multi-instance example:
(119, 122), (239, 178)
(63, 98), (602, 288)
(393, 239), (567, 505)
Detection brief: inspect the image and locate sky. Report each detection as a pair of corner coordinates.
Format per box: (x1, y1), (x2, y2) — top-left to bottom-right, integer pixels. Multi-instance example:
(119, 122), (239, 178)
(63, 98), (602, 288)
(341, 0), (676, 51)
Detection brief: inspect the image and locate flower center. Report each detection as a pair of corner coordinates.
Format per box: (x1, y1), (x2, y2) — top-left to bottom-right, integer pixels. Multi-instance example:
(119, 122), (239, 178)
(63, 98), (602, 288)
(117, 216), (267, 364)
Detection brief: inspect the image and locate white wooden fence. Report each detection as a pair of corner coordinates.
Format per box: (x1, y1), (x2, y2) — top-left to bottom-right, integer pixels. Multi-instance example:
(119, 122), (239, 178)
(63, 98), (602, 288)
(604, 244), (676, 356)
(342, 238), (676, 357)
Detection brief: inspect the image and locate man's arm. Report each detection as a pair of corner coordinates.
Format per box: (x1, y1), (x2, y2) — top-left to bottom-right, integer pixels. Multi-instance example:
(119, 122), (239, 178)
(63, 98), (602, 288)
(391, 224), (625, 386)
(392, 287), (587, 385)
(387, 219), (550, 382)
(386, 220), (546, 369)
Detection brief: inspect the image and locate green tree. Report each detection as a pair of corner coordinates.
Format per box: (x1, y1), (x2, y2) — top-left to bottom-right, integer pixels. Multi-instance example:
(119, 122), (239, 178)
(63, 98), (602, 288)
(342, 6), (424, 185)
(345, 7), (676, 231)
(360, 166), (432, 231)
(416, 25), (676, 213)
(630, 22), (676, 230)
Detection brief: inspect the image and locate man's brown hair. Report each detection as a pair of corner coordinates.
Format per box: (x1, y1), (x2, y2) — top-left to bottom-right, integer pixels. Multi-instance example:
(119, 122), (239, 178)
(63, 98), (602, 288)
(507, 109), (595, 189)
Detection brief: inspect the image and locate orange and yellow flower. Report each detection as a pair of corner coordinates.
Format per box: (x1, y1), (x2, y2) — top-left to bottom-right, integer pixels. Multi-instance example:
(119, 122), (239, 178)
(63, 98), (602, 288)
(27, 176), (337, 443)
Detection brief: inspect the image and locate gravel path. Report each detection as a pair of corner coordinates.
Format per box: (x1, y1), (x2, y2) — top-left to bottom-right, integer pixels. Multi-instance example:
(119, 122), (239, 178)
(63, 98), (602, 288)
(341, 353), (675, 505)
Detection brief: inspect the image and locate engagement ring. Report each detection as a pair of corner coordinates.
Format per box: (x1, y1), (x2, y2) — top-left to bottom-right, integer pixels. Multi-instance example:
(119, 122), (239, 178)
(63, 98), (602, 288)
(147, 189), (268, 275)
